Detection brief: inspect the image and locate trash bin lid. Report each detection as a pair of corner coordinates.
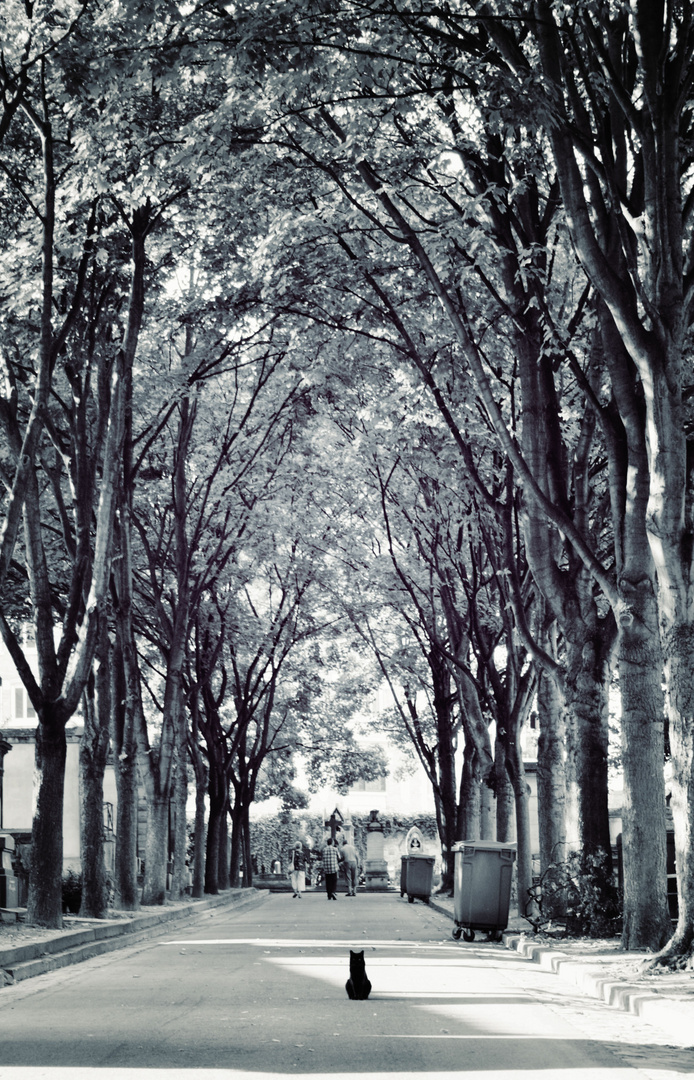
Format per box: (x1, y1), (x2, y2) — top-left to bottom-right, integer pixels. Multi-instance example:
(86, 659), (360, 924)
(452, 840), (517, 852)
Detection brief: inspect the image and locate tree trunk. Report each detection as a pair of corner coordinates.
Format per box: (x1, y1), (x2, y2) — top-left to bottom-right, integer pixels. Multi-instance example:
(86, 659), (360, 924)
(618, 591), (671, 949)
(229, 800), (243, 888)
(564, 636), (612, 862)
(493, 733), (514, 843)
(79, 737), (108, 918)
(536, 667), (567, 917)
(480, 778), (495, 841)
(657, 625), (694, 963)
(511, 771), (535, 921)
(170, 747), (188, 900)
(190, 747), (207, 900)
(142, 796), (169, 906)
(26, 719), (66, 927)
(506, 719), (535, 921)
(78, 666), (110, 918)
(242, 809), (253, 888)
(114, 751), (139, 910)
(458, 741), (480, 841)
(205, 775), (226, 894)
(110, 619), (140, 910)
(219, 808), (231, 889)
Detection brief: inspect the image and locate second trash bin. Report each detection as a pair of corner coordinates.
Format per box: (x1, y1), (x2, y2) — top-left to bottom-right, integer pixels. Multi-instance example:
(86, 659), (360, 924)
(401, 854), (435, 903)
(452, 840), (516, 941)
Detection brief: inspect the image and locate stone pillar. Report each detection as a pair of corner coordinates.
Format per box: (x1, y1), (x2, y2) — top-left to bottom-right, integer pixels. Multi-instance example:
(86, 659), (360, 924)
(0, 739), (11, 831)
(364, 809), (389, 891)
(342, 813), (354, 845)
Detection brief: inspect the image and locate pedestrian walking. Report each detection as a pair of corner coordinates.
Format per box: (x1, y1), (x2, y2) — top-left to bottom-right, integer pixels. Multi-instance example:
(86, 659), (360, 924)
(289, 841), (305, 898)
(340, 838), (360, 896)
(322, 837), (341, 900)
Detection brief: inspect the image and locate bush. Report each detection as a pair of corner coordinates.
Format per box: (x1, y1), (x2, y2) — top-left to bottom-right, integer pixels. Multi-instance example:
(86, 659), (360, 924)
(62, 870), (82, 915)
(530, 850), (622, 938)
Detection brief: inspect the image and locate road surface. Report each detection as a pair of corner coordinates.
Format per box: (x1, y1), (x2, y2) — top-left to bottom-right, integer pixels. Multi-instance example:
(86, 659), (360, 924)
(0, 890), (692, 1079)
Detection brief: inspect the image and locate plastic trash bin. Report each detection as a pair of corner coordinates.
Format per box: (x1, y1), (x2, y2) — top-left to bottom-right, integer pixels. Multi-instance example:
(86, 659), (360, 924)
(401, 854), (435, 903)
(452, 840), (516, 941)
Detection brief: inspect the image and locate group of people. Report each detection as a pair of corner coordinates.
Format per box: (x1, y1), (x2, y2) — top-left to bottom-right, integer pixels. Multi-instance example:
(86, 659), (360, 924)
(288, 837), (360, 899)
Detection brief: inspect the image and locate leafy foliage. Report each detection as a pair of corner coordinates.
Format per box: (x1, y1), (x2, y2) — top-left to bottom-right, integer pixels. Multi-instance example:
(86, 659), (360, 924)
(529, 851), (622, 939)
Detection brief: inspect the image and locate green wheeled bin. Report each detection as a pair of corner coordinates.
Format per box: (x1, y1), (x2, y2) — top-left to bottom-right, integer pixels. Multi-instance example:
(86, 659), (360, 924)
(452, 840), (516, 941)
(401, 854), (435, 904)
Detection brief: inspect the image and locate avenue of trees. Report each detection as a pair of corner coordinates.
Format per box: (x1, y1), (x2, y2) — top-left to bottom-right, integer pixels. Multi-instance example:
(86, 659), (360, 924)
(2, 0), (694, 968)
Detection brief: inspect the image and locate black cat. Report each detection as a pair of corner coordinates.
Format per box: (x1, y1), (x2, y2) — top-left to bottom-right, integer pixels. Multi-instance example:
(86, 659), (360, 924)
(345, 949), (372, 1000)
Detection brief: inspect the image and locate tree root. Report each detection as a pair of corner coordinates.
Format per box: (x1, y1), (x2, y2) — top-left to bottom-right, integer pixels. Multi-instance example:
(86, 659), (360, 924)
(648, 930), (694, 971)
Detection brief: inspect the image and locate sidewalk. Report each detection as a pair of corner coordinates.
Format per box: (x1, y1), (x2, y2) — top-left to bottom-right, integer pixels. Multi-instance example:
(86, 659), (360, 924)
(428, 892), (694, 1045)
(0, 888), (267, 987)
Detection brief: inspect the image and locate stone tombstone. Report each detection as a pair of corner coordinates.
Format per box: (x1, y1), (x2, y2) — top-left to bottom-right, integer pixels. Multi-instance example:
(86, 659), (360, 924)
(405, 824), (425, 854)
(364, 809), (389, 891)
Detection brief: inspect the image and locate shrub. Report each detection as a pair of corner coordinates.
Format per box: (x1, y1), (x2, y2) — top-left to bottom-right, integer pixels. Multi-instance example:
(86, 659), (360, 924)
(62, 869), (82, 915)
(530, 849), (622, 938)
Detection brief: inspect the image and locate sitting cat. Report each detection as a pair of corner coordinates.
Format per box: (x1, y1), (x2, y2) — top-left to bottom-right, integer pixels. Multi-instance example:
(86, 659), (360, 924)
(345, 949), (372, 1000)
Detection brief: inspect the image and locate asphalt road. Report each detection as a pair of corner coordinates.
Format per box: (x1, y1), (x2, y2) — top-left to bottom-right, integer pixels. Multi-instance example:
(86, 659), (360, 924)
(0, 890), (692, 1080)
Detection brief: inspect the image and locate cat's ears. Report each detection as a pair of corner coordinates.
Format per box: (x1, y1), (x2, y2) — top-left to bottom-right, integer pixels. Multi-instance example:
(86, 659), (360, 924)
(350, 950), (364, 957)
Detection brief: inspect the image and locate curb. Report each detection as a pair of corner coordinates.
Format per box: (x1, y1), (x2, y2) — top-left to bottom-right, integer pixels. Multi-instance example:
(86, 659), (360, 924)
(504, 931), (694, 1045)
(428, 899), (694, 1046)
(0, 888), (268, 987)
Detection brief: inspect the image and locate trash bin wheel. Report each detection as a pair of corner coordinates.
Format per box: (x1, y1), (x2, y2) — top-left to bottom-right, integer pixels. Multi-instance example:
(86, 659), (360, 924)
(490, 930), (503, 942)
(408, 894), (415, 903)
(452, 926), (462, 940)
(463, 928), (475, 942)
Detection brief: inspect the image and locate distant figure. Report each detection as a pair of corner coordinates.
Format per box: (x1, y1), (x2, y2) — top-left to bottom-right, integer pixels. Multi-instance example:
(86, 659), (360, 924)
(271, 858), (281, 875)
(341, 838), (360, 896)
(322, 837), (341, 900)
(345, 949), (372, 999)
(289, 842), (305, 898)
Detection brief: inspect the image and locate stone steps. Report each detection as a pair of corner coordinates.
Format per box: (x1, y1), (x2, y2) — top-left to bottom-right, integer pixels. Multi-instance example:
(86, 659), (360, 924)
(0, 888), (267, 986)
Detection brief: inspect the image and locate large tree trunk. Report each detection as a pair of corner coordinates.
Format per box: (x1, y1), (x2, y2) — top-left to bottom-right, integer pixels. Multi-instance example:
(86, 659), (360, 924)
(505, 684), (537, 922)
(79, 737), (108, 918)
(457, 741), (480, 841)
(242, 810), (253, 888)
(113, 751), (139, 910)
(493, 733), (514, 843)
(78, 662), (110, 919)
(480, 777), (495, 841)
(431, 653), (458, 890)
(219, 807), (231, 889)
(170, 747), (188, 900)
(204, 771), (226, 895)
(26, 718), (66, 927)
(564, 635), (612, 862)
(229, 800), (243, 888)
(618, 592), (671, 949)
(536, 667), (567, 918)
(189, 741), (207, 900)
(192, 784), (206, 899)
(454, 667), (494, 841)
(142, 796), (169, 906)
(110, 632), (139, 910)
(657, 626), (694, 963)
